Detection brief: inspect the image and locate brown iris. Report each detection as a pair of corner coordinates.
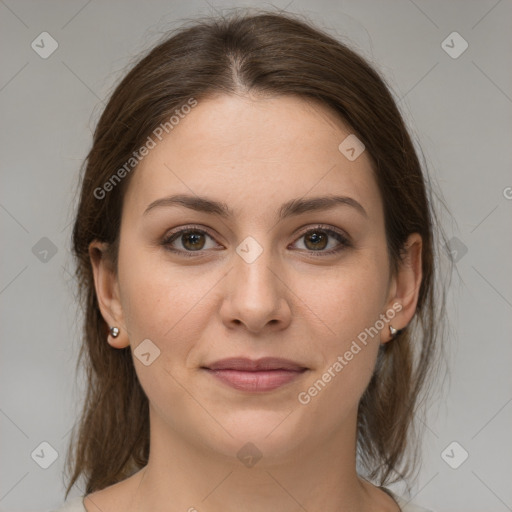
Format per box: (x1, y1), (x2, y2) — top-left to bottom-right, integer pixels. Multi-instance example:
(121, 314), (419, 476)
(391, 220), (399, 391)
(304, 230), (328, 250)
(181, 231), (206, 250)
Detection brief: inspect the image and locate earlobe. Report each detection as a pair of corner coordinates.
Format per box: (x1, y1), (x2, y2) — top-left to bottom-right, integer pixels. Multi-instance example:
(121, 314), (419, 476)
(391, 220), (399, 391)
(89, 241), (130, 349)
(381, 233), (423, 343)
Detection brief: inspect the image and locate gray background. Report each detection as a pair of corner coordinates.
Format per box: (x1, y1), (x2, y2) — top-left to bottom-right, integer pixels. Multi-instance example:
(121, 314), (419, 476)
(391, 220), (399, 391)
(1, 1), (511, 511)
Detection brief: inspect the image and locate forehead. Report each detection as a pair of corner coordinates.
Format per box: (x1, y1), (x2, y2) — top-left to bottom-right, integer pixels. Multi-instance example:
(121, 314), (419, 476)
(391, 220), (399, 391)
(123, 94), (383, 223)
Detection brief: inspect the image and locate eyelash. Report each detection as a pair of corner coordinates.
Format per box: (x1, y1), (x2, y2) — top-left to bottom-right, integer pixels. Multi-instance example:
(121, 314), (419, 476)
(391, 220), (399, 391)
(161, 224), (351, 258)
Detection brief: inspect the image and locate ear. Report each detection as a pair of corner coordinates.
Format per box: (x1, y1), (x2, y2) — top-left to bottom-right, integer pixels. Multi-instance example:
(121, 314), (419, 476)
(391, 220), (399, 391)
(89, 240), (130, 349)
(381, 233), (423, 343)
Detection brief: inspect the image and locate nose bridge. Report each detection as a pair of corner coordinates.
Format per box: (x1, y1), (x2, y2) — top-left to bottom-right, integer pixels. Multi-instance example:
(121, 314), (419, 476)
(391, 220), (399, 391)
(221, 233), (290, 331)
(233, 234), (280, 300)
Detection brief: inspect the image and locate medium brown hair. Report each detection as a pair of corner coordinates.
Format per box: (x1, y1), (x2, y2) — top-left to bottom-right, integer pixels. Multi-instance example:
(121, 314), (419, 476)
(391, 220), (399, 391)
(66, 9), (448, 497)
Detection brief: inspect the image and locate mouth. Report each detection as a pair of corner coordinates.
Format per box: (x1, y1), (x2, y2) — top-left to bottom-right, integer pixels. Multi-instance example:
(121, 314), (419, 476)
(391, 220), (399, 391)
(201, 357), (308, 392)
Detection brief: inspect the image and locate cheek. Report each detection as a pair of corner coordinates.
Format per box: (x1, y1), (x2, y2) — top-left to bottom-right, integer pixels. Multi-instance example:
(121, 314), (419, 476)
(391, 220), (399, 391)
(119, 237), (196, 333)
(116, 245), (217, 418)
(117, 241), (221, 373)
(292, 259), (387, 409)
(294, 258), (388, 346)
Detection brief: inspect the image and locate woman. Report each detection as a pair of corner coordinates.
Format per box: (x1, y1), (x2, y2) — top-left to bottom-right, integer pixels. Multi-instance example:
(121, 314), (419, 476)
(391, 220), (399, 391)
(56, 10), (446, 512)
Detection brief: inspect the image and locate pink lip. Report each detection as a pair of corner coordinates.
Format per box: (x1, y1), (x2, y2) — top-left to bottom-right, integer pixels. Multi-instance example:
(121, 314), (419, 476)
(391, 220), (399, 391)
(203, 357), (308, 392)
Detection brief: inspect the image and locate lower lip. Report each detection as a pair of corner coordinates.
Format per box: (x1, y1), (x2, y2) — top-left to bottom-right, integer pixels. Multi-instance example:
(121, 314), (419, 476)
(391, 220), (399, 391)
(204, 369), (306, 392)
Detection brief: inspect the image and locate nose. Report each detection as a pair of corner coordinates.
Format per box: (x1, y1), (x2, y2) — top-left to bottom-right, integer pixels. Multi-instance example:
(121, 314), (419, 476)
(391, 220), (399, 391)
(219, 242), (292, 334)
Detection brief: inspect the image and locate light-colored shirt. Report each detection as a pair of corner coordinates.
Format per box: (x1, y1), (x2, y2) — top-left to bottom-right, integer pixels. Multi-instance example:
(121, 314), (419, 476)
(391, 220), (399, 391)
(52, 491), (434, 511)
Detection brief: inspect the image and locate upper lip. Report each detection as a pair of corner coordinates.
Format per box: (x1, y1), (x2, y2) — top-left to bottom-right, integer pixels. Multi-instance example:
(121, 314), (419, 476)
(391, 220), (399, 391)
(203, 357), (307, 372)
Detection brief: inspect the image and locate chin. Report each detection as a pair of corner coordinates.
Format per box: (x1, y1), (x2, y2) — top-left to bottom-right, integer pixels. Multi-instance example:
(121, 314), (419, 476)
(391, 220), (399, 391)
(201, 409), (311, 464)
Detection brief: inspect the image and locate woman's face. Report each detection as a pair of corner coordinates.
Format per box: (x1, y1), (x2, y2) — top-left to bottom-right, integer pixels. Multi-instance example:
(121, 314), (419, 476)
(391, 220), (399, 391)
(93, 94), (420, 462)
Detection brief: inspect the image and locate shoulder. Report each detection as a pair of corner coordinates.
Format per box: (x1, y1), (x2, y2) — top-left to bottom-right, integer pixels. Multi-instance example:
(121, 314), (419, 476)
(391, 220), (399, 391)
(51, 496), (87, 512)
(392, 492), (435, 512)
(52, 489), (434, 512)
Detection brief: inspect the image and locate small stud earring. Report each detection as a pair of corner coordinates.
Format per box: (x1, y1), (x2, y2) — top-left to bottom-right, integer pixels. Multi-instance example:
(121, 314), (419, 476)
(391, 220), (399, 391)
(389, 325), (398, 338)
(110, 326), (120, 338)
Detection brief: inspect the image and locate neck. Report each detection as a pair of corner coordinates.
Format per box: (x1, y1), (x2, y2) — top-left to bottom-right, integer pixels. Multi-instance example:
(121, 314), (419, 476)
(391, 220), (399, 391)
(128, 405), (387, 512)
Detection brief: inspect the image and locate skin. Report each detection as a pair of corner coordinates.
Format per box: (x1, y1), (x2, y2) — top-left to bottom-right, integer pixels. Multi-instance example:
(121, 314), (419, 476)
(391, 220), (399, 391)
(87, 94), (422, 512)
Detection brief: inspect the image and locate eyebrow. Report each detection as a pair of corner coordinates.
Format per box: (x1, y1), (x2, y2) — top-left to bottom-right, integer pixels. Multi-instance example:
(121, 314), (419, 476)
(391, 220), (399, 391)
(143, 193), (367, 220)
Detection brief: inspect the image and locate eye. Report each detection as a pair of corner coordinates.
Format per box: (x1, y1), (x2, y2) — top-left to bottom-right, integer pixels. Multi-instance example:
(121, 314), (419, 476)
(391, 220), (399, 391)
(291, 225), (350, 255)
(161, 224), (350, 258)
(162, 226), (221, 256)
